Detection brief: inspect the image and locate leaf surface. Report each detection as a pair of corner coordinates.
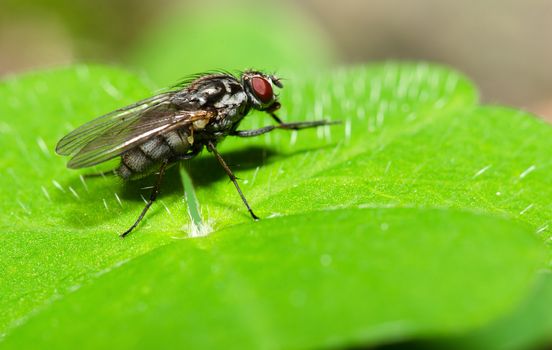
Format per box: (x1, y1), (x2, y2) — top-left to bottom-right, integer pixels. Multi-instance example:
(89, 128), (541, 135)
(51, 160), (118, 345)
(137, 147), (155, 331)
(0, 63), (551, 348)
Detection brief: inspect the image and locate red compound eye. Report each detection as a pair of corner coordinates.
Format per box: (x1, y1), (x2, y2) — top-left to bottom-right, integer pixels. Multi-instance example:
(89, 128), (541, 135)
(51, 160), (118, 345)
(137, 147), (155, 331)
(250, 76), (273, 104)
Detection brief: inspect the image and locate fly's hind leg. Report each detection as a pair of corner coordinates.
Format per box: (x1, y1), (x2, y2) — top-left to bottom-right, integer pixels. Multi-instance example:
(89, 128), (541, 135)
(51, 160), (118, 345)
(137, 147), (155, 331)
(120, 159), (169, 238)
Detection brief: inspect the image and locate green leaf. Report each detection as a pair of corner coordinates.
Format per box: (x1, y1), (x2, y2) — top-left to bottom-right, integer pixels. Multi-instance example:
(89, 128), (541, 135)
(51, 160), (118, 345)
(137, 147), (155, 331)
(0, 209), (544, 349)
(0, 63), (551, 348)
(179, 162), (203, 230)
(429, 272), (552, 350)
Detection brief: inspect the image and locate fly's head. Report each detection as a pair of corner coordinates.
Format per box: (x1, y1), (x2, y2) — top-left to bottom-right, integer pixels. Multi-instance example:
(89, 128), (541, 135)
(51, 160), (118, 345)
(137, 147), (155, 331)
(241, 71), (283, 112)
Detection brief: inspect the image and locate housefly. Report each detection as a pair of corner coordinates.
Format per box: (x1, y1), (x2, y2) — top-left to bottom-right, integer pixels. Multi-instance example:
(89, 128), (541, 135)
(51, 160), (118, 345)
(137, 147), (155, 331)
(56, 70), (337, 237)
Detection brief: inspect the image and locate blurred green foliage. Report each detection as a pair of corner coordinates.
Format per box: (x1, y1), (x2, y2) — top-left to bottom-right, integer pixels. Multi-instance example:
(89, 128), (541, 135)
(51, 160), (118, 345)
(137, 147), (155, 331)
(128, 2), (336, 86)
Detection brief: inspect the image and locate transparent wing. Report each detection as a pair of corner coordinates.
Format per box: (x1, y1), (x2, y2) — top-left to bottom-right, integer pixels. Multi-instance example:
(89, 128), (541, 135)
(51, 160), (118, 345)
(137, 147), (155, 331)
(56, 93), (174, 156)
(67, 108), (213, 169)
(56, 92), (215, 169)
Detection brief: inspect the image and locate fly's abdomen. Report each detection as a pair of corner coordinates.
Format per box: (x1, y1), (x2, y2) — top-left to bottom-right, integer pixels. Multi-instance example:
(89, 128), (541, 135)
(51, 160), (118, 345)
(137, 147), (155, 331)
(116, 129), (192, 179)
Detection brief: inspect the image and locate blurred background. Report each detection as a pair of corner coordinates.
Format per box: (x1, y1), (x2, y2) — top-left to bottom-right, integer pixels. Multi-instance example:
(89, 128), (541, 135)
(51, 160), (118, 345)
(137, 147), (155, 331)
(1, 0), (551, 121)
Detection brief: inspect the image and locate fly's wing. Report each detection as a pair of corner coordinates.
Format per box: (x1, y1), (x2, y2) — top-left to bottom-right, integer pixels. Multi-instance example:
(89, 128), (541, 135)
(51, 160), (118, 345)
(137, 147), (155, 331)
(56, 93), (173, 156)
(56, 93), (214, 169)
(67, 109), (213, 168)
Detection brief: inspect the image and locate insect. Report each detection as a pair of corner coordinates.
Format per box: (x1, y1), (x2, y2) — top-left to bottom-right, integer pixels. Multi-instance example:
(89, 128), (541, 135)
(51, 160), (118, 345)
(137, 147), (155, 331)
(56, 70), (337, 237)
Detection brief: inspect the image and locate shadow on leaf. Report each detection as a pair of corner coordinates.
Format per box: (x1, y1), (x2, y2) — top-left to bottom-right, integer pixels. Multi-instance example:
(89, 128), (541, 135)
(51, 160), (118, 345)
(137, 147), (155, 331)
(58, 146), (278, 230)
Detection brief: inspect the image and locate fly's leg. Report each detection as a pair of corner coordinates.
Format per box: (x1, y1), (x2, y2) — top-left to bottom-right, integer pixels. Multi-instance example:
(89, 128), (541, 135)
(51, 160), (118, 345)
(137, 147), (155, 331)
(230, 125), (277, 137)
(206, 141), (259, 220)
(230, 120), (337, 137)
(120, 159), (169, 238)
(265, 102), (340, 129)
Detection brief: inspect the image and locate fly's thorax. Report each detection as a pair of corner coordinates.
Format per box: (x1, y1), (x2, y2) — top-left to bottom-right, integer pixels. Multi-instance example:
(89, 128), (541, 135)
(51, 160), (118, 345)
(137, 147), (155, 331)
(167, 75), (253, 142)
(173, 75), (247, 110)
(209, 107), (247, 133)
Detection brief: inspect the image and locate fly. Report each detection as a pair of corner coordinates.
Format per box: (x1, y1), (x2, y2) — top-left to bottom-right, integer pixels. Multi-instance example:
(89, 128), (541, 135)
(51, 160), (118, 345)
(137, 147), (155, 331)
(56, 70), (338, 237)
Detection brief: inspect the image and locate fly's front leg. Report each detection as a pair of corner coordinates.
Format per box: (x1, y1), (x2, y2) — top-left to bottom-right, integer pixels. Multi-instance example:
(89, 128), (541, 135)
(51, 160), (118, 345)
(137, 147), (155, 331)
(230, 120), (338, 138)
(206, 141), (259, 220)
(265, 101), (340, 130)
(230, 125), (277, 137)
